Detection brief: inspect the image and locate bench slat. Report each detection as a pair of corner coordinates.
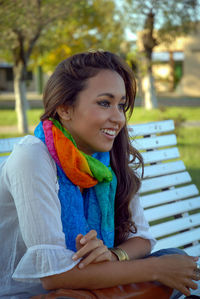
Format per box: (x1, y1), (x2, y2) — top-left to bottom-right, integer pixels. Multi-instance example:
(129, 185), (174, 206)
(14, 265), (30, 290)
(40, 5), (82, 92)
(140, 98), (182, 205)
(184, 244), (200, 256)
(154, 227), (200, 251)
(0, 137), (22, 153)
(144, 196), (200, 222)
(140, 184), (199, 208)
(141, 147), (180, 164)
(140, 171), (191, 193)
(128, 120), (174, 136)
(132, 134), (177, 151)
(136, 161), (186, 179)
(151, 214), (200, 238)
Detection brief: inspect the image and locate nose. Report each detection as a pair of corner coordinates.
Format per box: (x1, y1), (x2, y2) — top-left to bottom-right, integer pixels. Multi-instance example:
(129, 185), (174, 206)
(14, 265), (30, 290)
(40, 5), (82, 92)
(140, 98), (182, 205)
(109, 105), (125, 127)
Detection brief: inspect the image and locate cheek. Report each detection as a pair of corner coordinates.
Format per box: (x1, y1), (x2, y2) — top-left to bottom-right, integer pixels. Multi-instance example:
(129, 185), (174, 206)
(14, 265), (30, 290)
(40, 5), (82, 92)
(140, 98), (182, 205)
(122, 113), (126, 124)
(88, 110), (107, 124)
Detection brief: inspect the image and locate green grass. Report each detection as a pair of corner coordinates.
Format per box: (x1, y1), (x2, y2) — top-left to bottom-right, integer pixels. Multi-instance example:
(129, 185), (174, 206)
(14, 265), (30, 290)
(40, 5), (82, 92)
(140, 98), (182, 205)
(0, 107), (199, 191)
(176, 127), (200, 190)
(0, 106), (200, 126)
(0, 109), (43, 126)
(128, 106), (200, 123)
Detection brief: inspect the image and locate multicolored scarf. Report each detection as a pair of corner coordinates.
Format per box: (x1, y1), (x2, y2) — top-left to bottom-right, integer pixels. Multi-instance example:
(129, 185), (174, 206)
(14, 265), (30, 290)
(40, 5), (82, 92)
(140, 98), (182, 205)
(34, 119), (117, 251)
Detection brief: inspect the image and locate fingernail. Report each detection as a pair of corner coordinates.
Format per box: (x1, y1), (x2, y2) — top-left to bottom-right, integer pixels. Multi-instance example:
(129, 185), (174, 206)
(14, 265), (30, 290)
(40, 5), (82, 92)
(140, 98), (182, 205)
(72, 254), (77, 261)
(79, 263), (84, 269)
(80, 237), (86, 244)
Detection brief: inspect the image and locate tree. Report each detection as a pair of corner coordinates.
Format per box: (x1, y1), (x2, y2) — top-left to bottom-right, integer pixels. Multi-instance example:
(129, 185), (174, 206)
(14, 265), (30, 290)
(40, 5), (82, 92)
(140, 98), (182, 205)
(124, 0), (199, 109)
(0, 0), (79, 133)
(32, 0), (125, 72)
(0, 0), (125, 133)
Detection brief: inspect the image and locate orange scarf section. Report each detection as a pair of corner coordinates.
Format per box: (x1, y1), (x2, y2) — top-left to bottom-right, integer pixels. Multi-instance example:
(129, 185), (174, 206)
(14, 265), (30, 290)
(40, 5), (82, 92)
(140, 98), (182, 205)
(52, 125), (98, 188)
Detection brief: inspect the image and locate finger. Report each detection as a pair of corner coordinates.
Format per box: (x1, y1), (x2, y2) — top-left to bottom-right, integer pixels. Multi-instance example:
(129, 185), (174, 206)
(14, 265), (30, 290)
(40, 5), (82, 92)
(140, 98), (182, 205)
(93, 250), (112, 263)
(76, 234), (83, 241)
(179, 286), (191, 297)
(76, 239), (103, 260)
(185, 278), (198, 290)
(75, 234), (83, 251)
(192, 256), (199, 262)
(78, 245), (107, 269)
(80, 230), (97, 245)
(192, 270), (200, 281)
(74, 239), (102, 261)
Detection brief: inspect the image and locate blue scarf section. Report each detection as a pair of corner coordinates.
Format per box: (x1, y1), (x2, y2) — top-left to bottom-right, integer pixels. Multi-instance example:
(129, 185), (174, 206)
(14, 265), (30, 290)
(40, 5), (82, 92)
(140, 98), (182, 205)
(35, 122), (117, 251)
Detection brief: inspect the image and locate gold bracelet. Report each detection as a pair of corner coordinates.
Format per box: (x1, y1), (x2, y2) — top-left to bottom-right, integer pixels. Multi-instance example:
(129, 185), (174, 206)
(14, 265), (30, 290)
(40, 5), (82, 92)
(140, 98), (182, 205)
(110, 247), (130, 261)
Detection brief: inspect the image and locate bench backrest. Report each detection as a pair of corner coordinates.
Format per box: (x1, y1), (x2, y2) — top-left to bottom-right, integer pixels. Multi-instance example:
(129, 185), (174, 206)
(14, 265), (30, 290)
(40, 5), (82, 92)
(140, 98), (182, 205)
(0, 120), (200, 256)
(0, 137), (22, 164)
(129, 120), (200, 256)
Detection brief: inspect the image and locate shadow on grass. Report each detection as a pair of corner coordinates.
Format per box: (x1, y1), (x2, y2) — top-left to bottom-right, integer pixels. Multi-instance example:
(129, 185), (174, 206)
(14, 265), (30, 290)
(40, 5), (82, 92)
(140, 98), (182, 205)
(178, 141), (200, 148)
(187, 168), (200, 192)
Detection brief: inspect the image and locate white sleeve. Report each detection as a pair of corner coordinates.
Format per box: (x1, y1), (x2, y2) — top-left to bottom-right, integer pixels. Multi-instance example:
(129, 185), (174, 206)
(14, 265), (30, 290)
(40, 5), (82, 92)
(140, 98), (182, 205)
(4, 136), (80, 283)
(128, 194), (157, 250)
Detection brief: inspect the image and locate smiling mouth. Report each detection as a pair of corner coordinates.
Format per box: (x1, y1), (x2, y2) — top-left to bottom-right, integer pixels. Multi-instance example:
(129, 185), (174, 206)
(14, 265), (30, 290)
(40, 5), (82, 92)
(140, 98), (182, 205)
(100, 128), (117, 137)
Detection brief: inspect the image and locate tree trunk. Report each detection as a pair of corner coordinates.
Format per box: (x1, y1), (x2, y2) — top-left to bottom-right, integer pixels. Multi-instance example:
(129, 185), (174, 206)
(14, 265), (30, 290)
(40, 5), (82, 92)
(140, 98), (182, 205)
(169, 51), (175, 91)
(13, 61), (29, 134)
(141, 10), (158, 109)
(142, 71), (157, 110)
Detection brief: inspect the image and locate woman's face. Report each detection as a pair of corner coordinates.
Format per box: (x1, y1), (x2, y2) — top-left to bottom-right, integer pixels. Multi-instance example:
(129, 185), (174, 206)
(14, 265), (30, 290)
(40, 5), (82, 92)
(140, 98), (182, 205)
(58, 69), (126, 155)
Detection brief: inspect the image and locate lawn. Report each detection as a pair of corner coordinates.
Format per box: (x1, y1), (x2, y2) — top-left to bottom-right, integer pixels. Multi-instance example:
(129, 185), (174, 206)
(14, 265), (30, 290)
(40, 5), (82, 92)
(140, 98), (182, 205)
(128, 106), (200, 123)
(0, 106), (200, 127)
(0, 107), (200, 190)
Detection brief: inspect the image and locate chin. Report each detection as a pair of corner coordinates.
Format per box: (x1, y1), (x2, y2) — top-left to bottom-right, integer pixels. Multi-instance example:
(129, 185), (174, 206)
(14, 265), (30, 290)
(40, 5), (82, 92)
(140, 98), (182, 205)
(97, 145), (113, 153)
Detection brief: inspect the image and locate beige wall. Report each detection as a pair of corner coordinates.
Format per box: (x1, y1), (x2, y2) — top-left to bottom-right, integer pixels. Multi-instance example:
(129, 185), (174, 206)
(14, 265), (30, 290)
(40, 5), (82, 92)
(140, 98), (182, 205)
(138, 24), (200, 96)
(153, 64), (171, 92)
(178, 28), (200, 96)
(0, 68), (37, 92)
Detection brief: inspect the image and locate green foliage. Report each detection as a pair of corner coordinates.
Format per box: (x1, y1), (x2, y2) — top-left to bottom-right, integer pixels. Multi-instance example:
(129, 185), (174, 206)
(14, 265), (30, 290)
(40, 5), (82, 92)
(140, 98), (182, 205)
(0, 0), (126, 71)
(124, 0), (199, 39)
(32, 0), (126, 71)
(0, 0), (78, 61)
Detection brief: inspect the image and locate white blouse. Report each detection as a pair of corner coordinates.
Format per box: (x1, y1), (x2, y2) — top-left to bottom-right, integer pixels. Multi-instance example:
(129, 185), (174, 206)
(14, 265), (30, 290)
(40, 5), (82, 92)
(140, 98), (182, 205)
(0, 135), (156, 299)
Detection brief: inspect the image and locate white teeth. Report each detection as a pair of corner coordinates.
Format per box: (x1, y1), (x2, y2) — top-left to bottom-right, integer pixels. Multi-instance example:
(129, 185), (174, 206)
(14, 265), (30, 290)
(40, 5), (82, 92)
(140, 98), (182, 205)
(101, 129), (116, 136)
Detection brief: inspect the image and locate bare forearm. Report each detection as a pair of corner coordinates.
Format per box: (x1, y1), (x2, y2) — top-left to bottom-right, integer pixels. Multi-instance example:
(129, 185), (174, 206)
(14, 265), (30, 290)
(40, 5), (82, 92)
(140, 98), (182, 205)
(41, 257), (157, 290)
(118, 237), (151, 260)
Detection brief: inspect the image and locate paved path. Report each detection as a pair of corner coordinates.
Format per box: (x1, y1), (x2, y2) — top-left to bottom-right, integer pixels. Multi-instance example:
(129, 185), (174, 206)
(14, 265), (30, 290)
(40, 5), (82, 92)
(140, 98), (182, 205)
(0, 92), (200, 108)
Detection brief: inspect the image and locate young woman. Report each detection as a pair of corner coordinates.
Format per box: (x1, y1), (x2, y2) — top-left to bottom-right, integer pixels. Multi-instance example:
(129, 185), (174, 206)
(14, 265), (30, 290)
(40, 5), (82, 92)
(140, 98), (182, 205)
(0, 51), (199, 299)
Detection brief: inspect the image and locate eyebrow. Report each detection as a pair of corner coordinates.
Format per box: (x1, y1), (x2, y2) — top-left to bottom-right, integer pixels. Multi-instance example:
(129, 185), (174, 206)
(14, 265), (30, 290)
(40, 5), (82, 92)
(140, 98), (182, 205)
(97, 93), (126, 100)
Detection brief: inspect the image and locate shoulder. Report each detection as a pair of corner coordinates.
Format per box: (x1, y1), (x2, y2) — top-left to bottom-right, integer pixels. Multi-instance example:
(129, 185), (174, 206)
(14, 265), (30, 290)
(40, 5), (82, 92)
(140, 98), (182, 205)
(4, 135), (56, 178)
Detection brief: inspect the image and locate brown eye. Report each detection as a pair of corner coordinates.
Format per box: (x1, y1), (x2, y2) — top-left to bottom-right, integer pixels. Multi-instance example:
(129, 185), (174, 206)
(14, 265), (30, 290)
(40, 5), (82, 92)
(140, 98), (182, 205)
(97, 100), (110, 108)
(118, 103), (126, 111)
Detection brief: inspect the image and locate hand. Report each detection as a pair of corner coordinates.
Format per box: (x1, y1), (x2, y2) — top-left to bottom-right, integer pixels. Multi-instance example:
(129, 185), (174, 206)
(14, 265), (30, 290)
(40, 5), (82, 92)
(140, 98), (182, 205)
(72, 230), (117, 269)
(154, 254), (199, 297)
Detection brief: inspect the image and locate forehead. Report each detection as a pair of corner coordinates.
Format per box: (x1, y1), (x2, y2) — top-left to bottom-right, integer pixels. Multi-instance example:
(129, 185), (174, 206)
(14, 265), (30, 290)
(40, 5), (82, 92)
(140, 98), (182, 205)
(84, 69), (126, 94)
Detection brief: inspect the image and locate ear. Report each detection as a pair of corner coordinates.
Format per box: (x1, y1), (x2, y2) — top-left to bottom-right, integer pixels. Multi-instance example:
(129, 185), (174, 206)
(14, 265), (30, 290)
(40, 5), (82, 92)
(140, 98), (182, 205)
(56, 105), (72, 121)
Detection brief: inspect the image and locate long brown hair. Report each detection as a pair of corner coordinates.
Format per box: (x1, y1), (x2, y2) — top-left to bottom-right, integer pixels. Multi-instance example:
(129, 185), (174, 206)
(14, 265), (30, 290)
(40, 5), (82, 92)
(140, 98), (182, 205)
(40, 50), (143, 245)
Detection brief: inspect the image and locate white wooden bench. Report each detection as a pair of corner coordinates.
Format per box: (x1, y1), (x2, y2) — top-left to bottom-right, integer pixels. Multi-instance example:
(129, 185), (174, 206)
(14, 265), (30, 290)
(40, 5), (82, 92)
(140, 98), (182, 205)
(1, 120), (200, 256)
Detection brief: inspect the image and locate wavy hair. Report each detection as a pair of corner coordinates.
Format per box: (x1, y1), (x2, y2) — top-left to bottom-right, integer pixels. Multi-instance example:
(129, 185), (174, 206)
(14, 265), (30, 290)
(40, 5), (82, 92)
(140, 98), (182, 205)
(40, 50), (143, 245)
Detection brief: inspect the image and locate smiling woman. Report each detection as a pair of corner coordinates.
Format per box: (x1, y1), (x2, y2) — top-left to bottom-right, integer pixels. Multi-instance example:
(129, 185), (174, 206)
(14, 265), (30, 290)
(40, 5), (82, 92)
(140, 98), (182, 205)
(56, 70), (126, 155)
(0, 51), (199, 299)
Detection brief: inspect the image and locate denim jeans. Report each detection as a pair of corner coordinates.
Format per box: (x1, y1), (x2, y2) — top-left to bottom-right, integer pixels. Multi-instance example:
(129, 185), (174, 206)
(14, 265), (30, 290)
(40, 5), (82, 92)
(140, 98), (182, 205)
(147, 247), (199, 299)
